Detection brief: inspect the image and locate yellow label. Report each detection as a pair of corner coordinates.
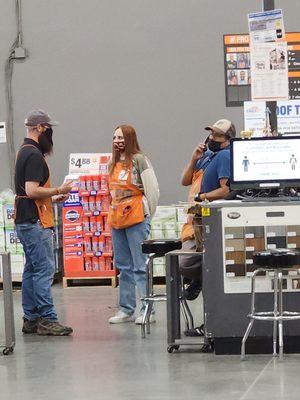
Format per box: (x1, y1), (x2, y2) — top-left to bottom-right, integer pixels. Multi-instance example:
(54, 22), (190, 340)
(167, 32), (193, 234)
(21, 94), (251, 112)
(201, 207), (210, 217)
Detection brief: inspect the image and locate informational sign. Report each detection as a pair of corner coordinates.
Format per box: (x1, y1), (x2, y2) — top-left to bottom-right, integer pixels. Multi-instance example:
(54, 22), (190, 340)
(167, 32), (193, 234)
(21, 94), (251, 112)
(248, 9), (285, 43)
(250, 41), (289, 101)
(0, 122), (6, 143)
(232, 138), (300, 182)
(244, 100), (300, 135)
(69, 153), (111, 175)
(244, 101), (266, 136)
(224, 33), (300, 106)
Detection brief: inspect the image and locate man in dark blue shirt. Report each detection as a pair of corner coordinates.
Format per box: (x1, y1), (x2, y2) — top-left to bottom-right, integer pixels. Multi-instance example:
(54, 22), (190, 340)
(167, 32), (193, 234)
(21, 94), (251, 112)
(182, 119), (236, 200)
(180, 119), (236, 346)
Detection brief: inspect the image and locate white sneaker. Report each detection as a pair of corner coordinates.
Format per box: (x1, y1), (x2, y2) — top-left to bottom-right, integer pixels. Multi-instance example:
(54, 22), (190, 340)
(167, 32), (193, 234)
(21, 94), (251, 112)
(109, 311), (135, 324)
(135, 313), (156, 325)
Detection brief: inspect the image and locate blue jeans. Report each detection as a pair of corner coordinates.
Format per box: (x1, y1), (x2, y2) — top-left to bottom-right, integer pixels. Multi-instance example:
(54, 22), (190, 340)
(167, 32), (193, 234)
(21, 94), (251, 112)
(112, 217), (151, 315)
(16, 222), (57, 321)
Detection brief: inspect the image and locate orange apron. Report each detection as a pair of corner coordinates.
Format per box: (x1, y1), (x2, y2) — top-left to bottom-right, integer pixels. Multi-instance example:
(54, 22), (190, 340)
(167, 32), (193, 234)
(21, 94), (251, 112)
(15, 144), (54, 229)
(108, 161), (144, 229)
(181, 169), (203, 242)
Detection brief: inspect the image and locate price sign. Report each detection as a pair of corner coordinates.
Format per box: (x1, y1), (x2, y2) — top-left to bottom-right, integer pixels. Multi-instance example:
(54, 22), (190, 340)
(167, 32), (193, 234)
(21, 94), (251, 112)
(69, 153), (102, 174)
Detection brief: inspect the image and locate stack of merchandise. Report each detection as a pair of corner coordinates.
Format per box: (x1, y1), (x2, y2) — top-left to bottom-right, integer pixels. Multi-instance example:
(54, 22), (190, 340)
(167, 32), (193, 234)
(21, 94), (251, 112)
(0, 197), (24, 278)
(53, 203), (64, 274)
(63, 154), (115, 279)
(0, 191), (63, 280)
(150, 206), (187, 277)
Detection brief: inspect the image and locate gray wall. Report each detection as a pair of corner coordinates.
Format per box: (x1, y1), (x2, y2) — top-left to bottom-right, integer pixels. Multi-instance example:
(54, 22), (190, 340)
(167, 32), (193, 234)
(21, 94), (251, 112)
(1, 0), (299, 203)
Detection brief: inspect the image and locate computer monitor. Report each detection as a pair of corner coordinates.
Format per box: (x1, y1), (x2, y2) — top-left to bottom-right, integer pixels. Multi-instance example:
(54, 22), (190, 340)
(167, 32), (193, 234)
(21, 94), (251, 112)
(230, 136), (300, 190)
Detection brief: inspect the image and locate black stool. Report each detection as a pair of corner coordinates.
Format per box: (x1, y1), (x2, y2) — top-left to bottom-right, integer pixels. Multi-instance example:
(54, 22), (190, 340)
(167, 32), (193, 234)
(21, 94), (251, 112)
(140, 239), (182, 338)
(241, 249), (300, 360)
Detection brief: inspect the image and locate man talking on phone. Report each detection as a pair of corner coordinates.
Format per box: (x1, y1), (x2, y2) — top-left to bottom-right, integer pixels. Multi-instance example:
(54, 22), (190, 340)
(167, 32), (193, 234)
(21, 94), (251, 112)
(15, 110), (73, 336)
(180, 119), (236, 342)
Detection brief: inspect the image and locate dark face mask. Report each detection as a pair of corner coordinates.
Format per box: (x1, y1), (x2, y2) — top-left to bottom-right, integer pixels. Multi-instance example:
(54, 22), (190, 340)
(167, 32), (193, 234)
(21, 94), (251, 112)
(113, 141), (125, 152)
(207, 139), (223, 153)
(38, 127), (53, 155)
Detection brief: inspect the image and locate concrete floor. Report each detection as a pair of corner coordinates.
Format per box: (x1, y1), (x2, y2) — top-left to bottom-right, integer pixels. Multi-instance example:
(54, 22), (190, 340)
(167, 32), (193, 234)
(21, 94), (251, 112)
(0, 285), (300, 400)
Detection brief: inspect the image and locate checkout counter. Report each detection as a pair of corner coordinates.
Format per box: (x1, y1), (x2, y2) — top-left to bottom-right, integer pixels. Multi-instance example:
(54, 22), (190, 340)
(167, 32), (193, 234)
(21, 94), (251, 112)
(200, 199), (300, 354)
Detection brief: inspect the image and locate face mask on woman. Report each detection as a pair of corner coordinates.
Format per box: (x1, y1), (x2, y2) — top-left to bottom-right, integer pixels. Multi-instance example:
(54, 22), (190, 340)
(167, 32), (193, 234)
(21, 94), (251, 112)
(113, 141), (125, 152)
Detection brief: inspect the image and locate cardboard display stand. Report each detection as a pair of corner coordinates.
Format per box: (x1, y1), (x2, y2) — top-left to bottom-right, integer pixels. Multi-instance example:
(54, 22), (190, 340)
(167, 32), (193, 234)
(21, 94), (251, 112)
(63, 154), (117, 287)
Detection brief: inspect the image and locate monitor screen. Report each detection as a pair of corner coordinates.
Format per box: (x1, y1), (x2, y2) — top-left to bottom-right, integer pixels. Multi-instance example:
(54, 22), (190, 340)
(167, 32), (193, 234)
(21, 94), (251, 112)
(230, 136), (300, 190)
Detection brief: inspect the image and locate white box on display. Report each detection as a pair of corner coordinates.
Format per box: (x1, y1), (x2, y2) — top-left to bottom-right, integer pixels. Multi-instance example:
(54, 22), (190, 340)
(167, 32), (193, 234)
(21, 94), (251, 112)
(3, 204), (14, 228)
(5, 229), (17, 254)
(176, 207), (188, 223)
(10, 254), (24, 275)
(0, 228), (5, 251)
(151, 230), (164, 240)
(164, 230), (178, 239)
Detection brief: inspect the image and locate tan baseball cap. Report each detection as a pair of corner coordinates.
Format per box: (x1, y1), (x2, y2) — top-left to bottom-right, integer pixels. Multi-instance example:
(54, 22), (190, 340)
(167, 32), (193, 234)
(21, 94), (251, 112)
(24, 110), (59, 127)
(205, 119), (236, 138)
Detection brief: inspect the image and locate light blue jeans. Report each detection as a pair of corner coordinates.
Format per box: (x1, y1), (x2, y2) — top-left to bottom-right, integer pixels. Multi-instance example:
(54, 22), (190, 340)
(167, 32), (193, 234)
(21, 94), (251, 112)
(111, 217), (151, 315)
(16, 221), (58, 321)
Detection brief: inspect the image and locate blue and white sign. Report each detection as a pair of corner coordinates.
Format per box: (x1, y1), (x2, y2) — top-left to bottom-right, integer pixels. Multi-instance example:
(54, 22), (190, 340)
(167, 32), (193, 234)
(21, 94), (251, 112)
(63, 191), (81, 207)
(244, 100), (300, 135)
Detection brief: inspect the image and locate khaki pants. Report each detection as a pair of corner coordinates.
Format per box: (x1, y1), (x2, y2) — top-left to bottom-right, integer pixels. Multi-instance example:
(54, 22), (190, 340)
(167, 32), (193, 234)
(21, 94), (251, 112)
(193, 215), (203, 252)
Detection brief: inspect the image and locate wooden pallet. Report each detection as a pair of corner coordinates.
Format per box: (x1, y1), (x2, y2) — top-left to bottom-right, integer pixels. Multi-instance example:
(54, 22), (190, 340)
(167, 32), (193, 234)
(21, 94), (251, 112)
(63, 275), (117, 289)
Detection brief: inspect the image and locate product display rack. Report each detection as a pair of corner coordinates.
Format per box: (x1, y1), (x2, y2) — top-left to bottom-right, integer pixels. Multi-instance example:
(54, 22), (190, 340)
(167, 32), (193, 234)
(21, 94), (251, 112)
(63, 154), (117, 288)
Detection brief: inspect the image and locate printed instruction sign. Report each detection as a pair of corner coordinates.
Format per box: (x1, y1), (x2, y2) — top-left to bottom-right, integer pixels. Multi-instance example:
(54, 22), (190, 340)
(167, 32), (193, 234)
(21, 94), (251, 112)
(233, 138), (300, 182)
(244, 100), (300, 135)
(248, 9), (285, 43)
(0, 122), (6, 143)
(250, 41), (289, 101)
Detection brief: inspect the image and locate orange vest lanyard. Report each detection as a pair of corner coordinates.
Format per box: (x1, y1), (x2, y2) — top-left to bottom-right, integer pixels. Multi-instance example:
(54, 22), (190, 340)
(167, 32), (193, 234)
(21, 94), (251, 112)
(181, 169), (203, 242)
(108, 161), (144, 229)
(15, 144), (54, 229)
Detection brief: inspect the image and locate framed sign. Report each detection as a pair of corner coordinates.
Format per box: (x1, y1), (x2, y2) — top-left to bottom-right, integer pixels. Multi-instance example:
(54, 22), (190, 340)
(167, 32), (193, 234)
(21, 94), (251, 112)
(224, 33), (300, 107)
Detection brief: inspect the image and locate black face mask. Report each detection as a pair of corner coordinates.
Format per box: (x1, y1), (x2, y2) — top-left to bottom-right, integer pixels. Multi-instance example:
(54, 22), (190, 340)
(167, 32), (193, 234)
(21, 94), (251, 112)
(38, 127), (53, 155)
(113, 141), (125, 152)
(207, 139), (223, 153)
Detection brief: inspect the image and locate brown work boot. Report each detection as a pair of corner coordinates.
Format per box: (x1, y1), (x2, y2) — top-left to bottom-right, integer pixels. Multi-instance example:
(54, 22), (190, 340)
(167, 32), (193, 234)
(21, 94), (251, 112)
(22, 318), (38, 334)
(37, 318), (73, 336)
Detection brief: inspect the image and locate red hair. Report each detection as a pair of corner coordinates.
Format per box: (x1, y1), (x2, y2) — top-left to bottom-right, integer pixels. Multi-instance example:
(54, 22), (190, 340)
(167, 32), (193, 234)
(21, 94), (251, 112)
(109, 125), (141, 174)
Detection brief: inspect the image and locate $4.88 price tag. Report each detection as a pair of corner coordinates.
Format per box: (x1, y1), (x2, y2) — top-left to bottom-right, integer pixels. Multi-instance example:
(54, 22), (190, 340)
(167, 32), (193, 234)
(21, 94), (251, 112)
(69, 153), (102, 174)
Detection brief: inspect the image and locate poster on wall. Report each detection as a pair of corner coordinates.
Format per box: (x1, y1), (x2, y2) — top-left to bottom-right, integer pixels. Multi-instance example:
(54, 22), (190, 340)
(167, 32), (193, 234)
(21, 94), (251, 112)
(248, 9), (285, 43)
(250, 41), (289, 101)
(224, 33), (300, 106)
(244, 100), (300, 135)
(0, 123), (6, 143)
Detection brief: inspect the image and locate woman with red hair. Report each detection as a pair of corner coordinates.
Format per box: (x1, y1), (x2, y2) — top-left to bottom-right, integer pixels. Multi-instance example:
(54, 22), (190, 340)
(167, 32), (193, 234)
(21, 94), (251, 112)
(108, 125), (159, 324)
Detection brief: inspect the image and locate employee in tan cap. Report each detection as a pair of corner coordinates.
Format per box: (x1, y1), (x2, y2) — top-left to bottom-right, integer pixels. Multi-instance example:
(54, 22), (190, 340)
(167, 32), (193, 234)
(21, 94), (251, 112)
(180, 118), (236, 349)
(182, 118), (236, 200)
(15, 110), (74, 336)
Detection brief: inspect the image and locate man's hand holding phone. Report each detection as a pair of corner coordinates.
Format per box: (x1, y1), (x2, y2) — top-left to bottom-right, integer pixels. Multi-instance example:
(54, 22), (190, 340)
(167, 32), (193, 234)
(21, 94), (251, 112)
(191, 142), (206, 163)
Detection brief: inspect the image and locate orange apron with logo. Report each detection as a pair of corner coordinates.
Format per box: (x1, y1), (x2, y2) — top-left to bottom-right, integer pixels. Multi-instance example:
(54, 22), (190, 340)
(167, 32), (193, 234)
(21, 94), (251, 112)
(15, 144), (54, 229)
(181, 169), (203, 242)
(108, 161), (144, 229)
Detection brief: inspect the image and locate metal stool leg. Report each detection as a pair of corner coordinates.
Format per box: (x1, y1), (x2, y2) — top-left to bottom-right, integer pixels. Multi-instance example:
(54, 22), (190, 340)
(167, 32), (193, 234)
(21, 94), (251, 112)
(278, 270), (284, 360)
(141, 255), (154, 338)
(141, 302), (150, 338)
(273, 270), (278, 356)
(146, 301), (154, 334)
(241, 270), (259, 360)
